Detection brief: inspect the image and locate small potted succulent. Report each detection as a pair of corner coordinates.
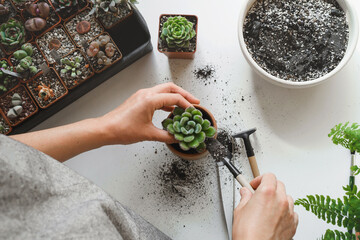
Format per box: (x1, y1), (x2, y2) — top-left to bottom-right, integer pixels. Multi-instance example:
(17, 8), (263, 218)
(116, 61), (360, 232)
(65, 8), (104, 48)
(0, 18), (28, 55)
(0, 109), (12, 134)
(89, 0), (137, 29)
(36, 25), (76, 64)
(50, 0), (87, 21)
(158, 15), (198, 59)
(0, 85), (38, 126)
(11, 43), (41, 82)
(22, 0), (61, 34)
(0, 59), (19, 97)
(85, 33), (122, 73)
(55, 49), (94, 89)
(0, 1), (17, 23)
(162, 105), (217, 160)
(26, 68), (68, 108)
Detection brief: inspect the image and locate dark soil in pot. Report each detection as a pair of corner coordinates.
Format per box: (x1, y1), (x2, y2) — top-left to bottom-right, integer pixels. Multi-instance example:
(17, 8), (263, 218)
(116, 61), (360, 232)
(0, 85), (38, 126)
(158, 15), (197, 53)
(0, 113), (11, 134)
(21, 0), (61, 35)
(50, 0), (87, 20)
(0, 59), (19, 97)
(243, 0), (349, 82)
(36, 25), (76, 64)
(9, 43), (43, 82)
(65, 9), (103, 47)
(97, 3), (132, 29)
(55, 50), (94, 89)
(0, 1), (17, 23)
(27, 68), (67, 108)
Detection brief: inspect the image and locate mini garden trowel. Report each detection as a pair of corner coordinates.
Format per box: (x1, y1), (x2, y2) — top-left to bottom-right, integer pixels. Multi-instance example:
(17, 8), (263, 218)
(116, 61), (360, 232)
(206, 138), (255, 193)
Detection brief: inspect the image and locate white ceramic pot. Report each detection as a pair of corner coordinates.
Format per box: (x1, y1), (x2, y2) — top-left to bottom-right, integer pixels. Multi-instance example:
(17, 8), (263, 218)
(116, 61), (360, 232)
(238, 0), (359, 88)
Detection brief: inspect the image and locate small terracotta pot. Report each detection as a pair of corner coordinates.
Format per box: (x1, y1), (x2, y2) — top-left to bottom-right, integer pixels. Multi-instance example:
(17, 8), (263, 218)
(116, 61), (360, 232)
(0, 109), (12, 135)
(0, 85), (39, 127)
(64, 8), (104, 48)
(97, 4), (134, 29)
(8, 42), (44, 83)
(0, 58), (20, 97)
(48, 0), (88, 22)
(26, 67), (68, 109)
(158, 14), (198, 59)
(83, 32), (123, 74)
(55, 49), (95, 90)
(20, 0), (61, 35)
(0, 16), (34, 56)
(166, 104), (217, 161)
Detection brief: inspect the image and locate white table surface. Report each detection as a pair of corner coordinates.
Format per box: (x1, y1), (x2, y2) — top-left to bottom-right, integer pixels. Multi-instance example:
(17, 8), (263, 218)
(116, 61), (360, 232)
(33, 0), (360, 239)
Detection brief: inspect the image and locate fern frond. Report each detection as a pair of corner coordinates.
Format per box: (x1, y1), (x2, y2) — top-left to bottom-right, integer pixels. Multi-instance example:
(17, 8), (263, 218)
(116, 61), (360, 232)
(328, 122), (360, 154)
(295, 194), (351, 228)
(320, 229), (356, 240)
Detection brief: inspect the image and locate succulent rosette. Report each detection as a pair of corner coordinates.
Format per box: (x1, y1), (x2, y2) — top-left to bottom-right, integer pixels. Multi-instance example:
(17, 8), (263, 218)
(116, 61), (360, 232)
(160, 16), (196, 49)
(162, 106), (216, 152)
(0, 19), (25, 47)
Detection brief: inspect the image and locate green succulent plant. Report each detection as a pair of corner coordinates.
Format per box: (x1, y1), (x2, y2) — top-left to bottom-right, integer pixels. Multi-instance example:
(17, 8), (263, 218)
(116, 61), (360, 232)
(13, 43), (38, 75)
(0, 60), (14, 93)
(60, 56), (82, 78)
(89, 0), (137, 17)
(0, 19), (25, 47)
(160, 16), (196, 49)
(162, 106), (216, 152)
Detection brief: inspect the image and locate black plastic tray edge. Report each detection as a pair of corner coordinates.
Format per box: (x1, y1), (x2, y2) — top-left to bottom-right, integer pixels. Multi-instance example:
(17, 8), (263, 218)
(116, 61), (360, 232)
(9, 7), (153, 135)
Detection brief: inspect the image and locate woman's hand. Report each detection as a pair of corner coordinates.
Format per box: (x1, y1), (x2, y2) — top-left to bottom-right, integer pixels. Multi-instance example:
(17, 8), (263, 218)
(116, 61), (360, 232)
(10, 83), (199, 162)
(100, 82), (200, 145)
(233, 173), (298, 240)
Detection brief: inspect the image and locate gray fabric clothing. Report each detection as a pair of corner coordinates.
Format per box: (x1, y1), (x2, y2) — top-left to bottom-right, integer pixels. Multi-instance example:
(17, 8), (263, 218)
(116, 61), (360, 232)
(0, 135), (171, 240)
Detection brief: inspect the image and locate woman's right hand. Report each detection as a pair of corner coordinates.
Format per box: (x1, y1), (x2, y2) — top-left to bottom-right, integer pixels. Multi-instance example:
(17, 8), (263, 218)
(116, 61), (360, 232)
(233, 173), (298, 240)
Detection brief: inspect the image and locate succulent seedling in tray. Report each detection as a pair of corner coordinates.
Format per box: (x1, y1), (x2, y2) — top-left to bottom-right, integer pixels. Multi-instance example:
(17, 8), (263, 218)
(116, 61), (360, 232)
(162, 106), (217, 153)
(85, 33), (122, 73)
(0, 1), (17, 24)
(36, 25), (75, 64)
(0, 85), (38, 126)
(22, 0), (61, 34)
(65, 8), (104, 48)
(0, 59), (19, 96)
(89, 0), (135, 29)
(26, 68), (67, 108)
(11, 43), (41, 81)
(0, 17), (30, 55)
(56, 49), (94, 89)
(50, 0), (87, 21)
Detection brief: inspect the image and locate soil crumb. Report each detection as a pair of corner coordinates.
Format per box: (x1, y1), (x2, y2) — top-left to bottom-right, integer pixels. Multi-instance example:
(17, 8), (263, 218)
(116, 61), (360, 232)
(193, 65), (215, 81)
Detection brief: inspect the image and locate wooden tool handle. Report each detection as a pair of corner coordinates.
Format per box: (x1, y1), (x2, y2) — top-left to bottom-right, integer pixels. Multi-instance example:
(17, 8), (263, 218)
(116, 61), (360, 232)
(236, 175), (255, 194)
(248, 156), (260, 177)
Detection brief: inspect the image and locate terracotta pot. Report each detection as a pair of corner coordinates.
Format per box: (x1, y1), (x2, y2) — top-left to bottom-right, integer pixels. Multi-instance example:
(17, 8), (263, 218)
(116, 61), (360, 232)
(20, 0), (61, 35)
(55, 49), (95, 90)
(64, 8), (104, 48)
(0, 16), (34, 55)
(8, 42), (44, 83)
(48, 0), (88, 22)
(157, 14), (198, 59)
(35, 25), (76, 65)
(0, 109), (12, 135)
(0, 85), (39, 127)
(0, 58), (20, 97)
(96, 4), (134, 29)
(166, 104), (217, 161)
(84, 33), (123, 74)
(26, 67), (68, 109)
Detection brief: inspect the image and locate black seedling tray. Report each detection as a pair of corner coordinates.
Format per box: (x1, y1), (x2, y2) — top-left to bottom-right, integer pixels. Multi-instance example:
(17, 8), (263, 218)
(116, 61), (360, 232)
(9, 7), (153, 135)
